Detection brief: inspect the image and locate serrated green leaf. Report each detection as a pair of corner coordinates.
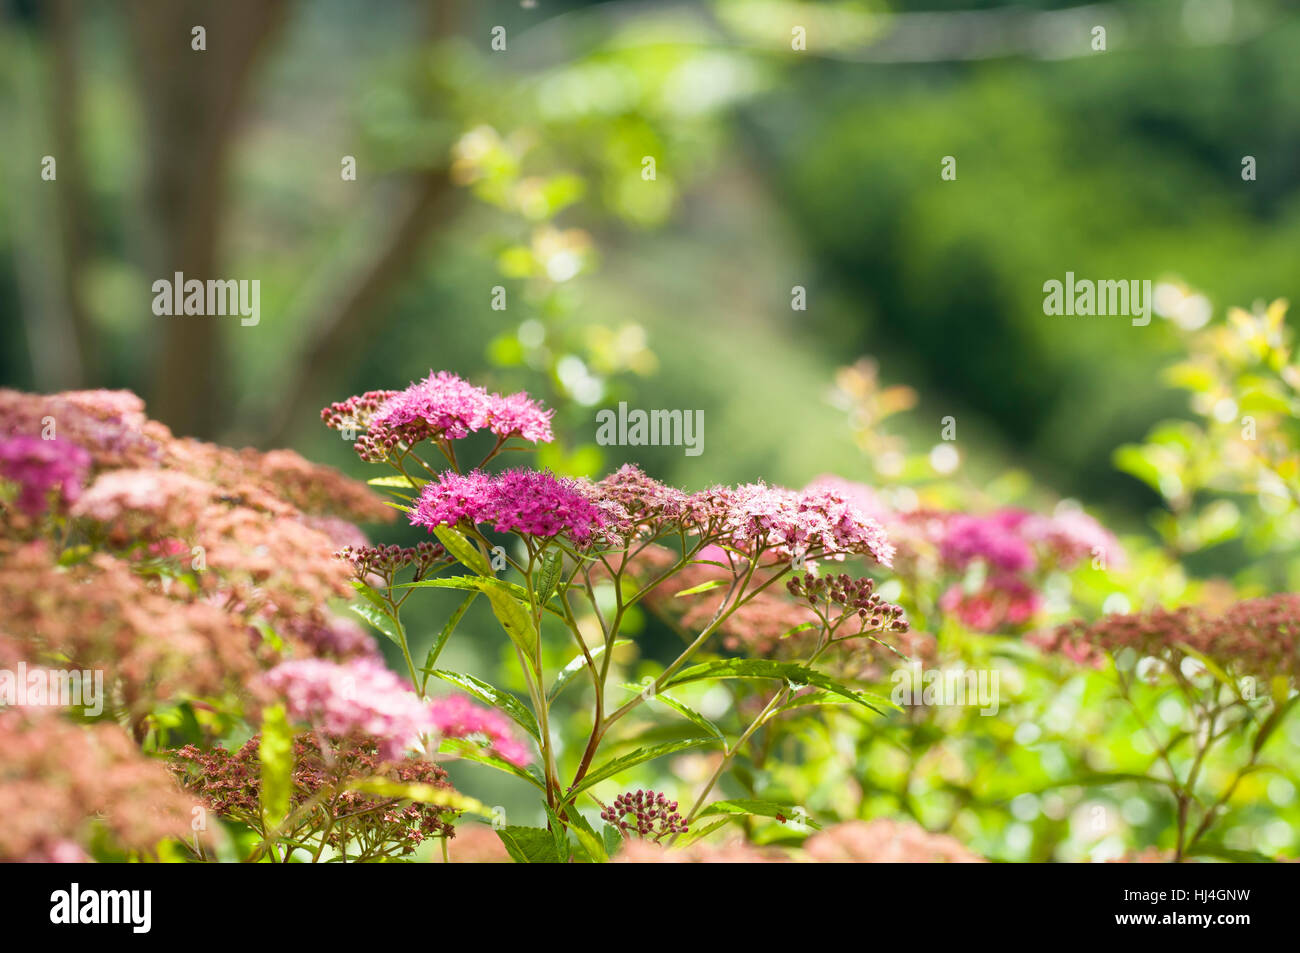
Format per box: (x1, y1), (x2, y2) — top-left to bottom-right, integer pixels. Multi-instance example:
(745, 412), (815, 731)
(564, 737), (715, 803)
(422, 591), (477, 692)
(535, 550), (564, 607)
(433, 526), (492, 576)
(368, 474), (428, 489)
(698, 799), (822, 829)
(673, 579), (727, 598)
(548, 639), (633, 703)
(426, 669), (540, 741)
(439, 737), (545, 789)
(477, 576), (540, 672)
(349, 601), (402, 648)
(620, 684), (725, 741)
(663, 658), (897, 715)
(347, 778), (491, 817)
(496, 826), (561, 864)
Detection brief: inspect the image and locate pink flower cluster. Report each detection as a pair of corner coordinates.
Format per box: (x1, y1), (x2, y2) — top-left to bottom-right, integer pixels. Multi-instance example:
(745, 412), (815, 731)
(411, 469), (606, 546)
(427, 694), (532, 767)
(715, 482), (895, 566)
(0, 435), (91, 517)
(263, 658), (433, 760)
(262, 658), (534, 765)
(324, 372), (553, 462)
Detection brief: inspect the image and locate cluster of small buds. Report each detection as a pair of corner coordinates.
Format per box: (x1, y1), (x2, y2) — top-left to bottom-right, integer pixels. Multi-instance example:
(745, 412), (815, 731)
(338, 541), (449, 585)
(601, 790), (688, 841)
(787, 571), (909, 632)
(320, 390), (400, 462)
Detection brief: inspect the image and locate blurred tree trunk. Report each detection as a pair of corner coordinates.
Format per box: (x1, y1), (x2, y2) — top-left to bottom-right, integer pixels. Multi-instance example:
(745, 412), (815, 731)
(125, 0), (289, 438)
(48, 0), (95, 384)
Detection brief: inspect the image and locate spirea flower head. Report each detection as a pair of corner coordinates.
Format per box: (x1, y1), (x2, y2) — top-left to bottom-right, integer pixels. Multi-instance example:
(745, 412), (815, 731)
(324, 372), (553, 462)
(706, 482), (894, 565)
(411, 468), (605, 546)
(940, 575), (1042, 632)
(261, 658), (434, 761)
(586, 464), (689, 543)
(940, 510), (1037, 573)
(0, 435), (91, 517)
(427, 694), (533, 767)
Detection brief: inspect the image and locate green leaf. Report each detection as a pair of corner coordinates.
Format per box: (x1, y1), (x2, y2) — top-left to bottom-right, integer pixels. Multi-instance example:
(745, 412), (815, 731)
(567, 818), (608, 863)
(620, 684), (725, 741)
(426, 669), (541, 741)
(563, 738), (716, 804)
(477, 577), (540, 672)
(673, 579), (727, 598)
(258, 704), (294, 829)
(397, 576), (567, 619)
(439, 737), (545, 790)
(496, 826), (561, 864)
(601, 823), (624, 858)
(433, 526), (492, 576)
(674, 816), (731, 847)
(535, 550), (564, 607)
(544, 806), (572, 862)
(422, 591), (477, 689)
(368, 474), (428, 489)
(382, 500), (413, 514)
(346, 778), (492, 818)
(349, 602), (402, 648)
(698, 799), (822, 829)
(548, 640), (633, 703)
(663, 659), (898, 715)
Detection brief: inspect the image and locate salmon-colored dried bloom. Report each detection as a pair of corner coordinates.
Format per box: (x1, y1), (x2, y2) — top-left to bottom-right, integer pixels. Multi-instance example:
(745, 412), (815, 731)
(0, 709), (193, 862)
(0, 541), (259, 715)
(1036, 594), (1300, 679)
(615, 837), (790, 863)
(803, 818), (985, 863)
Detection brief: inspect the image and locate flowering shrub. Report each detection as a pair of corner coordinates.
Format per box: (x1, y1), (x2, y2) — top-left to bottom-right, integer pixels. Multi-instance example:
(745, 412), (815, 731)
(2, 301), (1298, 863)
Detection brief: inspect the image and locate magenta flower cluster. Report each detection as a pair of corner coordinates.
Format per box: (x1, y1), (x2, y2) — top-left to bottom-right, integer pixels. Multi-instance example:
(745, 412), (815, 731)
(411, 469), (606, 546)
(0, 435), (92, 517)
(427, 694), (532, 767)
(370, 371), (553, 444)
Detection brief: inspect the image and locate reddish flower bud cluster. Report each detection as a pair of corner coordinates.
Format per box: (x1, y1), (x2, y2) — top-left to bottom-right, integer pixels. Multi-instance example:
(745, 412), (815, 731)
(338, 541), (450, 586)
(170, 734), (456, 857)
(787, 570), (909, 634)
(601, 789), (689, 841)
